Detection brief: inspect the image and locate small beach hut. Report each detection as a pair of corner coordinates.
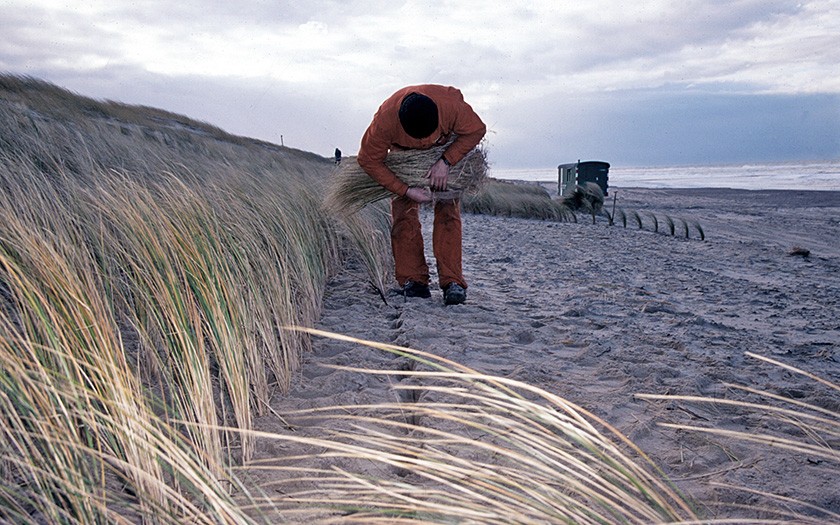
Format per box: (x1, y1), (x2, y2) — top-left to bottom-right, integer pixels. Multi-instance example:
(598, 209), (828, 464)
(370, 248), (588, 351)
(558, 160), (610, 196)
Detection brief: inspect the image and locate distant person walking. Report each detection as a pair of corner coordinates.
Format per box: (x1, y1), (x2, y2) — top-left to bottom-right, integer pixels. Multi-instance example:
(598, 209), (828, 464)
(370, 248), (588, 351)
(357, 84), (486, 305)
(334, 148), (342, 164)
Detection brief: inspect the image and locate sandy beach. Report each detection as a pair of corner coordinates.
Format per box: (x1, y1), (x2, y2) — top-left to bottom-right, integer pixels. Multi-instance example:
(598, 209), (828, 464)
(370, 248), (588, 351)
(253, 185), (840, 520)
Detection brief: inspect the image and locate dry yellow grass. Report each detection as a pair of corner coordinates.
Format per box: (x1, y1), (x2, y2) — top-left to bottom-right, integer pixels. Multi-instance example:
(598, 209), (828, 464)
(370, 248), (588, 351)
(3, 75), (837, 524)
(324, 141), (488, 214)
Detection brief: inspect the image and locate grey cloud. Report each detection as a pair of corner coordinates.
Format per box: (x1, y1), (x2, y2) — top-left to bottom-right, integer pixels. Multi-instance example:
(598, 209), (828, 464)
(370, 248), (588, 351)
(492, 87), (840, 167)
(1, 6), (126, 70)
(2, 1), (837, 172)
(25, 63), (839, 169)
(101, 0), (322, 30)
(559, 1), (804, 69)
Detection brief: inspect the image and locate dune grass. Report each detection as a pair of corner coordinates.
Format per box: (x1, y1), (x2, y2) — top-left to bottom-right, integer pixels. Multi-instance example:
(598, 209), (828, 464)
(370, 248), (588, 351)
(559, 185), (706, 240)
(665, 215), (676, 236)
(243, 329), (701, 524)
(236, 341), (839, 524)
(637, 352), (840, 523)
(649, 213), (660, 233)
(0, 74), (368, 522)
(1, 75), (835, 523)
(334, 202), (394, 299)
(324, 142), (488, 214)
(0, 164), (256, 523)
(463, 179), (576, 221)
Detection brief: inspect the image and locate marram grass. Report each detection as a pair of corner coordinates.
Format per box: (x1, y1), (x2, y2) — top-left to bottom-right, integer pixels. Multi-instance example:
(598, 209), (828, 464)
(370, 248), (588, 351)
(637, 352), (840, 524)
(0, 75), (358, 523)
(332, 201), (394, 299)
(0, 193), (255, 524)
(324, 142), (488, 214)
(463, 179), (576, 221)
(2, 75), (835, 524)
(243, 328), (701, 524)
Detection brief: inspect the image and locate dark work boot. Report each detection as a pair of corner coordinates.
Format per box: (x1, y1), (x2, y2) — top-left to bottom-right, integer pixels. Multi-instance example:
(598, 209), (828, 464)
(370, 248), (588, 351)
(403, 280), (431, 298)
(443, 283), (466, 305)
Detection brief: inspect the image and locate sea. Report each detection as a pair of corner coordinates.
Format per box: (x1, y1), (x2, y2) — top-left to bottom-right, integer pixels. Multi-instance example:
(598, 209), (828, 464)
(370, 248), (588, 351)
(489, 160), (840, 192)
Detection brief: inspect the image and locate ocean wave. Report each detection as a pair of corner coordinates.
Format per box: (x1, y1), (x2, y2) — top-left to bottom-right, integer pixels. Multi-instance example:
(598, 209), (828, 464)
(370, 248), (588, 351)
(490, 161), (840, 191)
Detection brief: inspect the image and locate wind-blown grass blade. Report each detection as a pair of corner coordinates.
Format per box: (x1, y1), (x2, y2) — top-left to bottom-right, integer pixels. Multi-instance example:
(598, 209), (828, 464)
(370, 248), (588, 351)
(243, 328), (700, 524)
(636, 352), (840, 523)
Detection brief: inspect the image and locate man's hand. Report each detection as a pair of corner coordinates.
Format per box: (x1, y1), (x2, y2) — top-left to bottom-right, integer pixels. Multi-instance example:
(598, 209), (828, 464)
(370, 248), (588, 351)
(405, 186), (432, 203)
(426, 158), (449, 191)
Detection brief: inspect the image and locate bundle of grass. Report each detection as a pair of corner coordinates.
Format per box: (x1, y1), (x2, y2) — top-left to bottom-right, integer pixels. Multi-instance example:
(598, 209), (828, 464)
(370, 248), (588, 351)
(559, 182), (606, 223)
(559, 182), (605, 212)
(324, 141), (488, 214)
(462, 179), (576, 221)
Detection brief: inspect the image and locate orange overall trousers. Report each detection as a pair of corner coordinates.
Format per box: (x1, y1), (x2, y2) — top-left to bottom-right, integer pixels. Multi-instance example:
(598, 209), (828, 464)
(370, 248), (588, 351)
(391, 195), (466, 290)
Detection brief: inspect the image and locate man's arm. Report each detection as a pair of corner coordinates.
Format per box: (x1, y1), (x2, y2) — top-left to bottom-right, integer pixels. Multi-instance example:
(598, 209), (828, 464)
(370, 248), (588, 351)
(358, 121), (432, 203)
(357, 125), (410, 197)
(428, 89), (486, 191)
(439, 91), (487, 166)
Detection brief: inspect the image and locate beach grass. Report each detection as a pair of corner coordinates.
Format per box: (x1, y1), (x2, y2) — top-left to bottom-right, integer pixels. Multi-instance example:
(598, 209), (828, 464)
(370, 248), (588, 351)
(1, 74), (834, 523)
(324, 142), (489, 215)
(245, 329), (701, 524)
(616, 208), (627, 227)
(463, 179), (576, 221)
(0, 162), (257, 523)
(649, 212), (660, 233)
(636, 352), (840, 523)
(0, 74), (362, 522)
(665, 215), (676, 236)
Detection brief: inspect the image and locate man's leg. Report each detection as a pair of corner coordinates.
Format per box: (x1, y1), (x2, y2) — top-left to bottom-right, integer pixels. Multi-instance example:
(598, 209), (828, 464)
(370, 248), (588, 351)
(391, 195), (429, 286)
(432, 199), (467, 289)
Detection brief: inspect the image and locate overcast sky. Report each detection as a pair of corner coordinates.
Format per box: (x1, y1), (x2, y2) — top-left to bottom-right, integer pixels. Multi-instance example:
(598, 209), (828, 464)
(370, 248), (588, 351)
(2, 1), (839, 168)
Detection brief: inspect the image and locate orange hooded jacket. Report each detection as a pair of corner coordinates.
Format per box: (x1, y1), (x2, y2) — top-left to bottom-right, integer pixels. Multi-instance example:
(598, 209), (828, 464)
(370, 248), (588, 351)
(357, 85), (487, 197)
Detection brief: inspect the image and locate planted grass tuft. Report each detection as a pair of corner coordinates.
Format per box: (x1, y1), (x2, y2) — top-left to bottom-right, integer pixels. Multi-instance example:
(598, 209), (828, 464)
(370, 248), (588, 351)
(604, 191), (705, 240)
(330, 201), (394, 300)
(649, 213), (660, 233)
(615, 208), (628, 227)
(695, 222), (706, 241)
